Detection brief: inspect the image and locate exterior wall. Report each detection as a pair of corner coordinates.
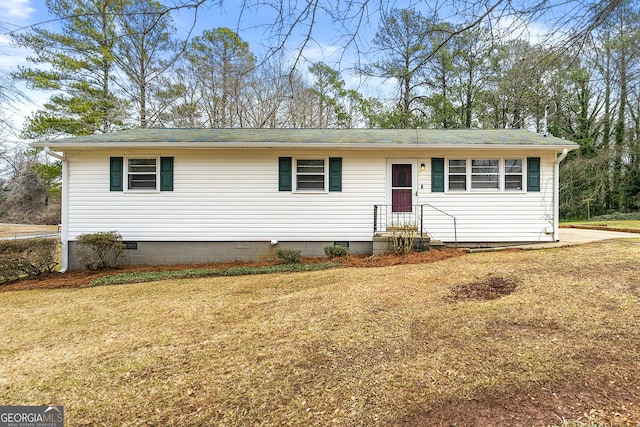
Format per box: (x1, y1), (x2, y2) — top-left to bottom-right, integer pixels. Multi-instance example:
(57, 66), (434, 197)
(64, 147), (559, 268)
(65, 148), (386, 241)
(417, 149), (557, 243)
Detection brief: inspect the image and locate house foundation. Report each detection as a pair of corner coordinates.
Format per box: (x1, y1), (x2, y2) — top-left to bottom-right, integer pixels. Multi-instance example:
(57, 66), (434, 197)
(67, 240), (373, 270)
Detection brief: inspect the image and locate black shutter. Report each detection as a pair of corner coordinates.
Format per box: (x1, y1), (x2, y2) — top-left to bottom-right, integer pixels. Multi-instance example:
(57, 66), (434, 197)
(160, 157), (174, 191)
(431, 158), (445, 192)
(329, 157), (342, 192)
(527, 157), (540, 192)
(279, 157), (292, 191)
(110, 157), (123, 191)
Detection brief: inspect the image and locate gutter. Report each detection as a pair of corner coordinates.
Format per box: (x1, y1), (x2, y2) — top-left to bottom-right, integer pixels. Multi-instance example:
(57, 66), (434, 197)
(44, 147), (68, 273)
(554, 148), (569, 164)
(552, 148), (570, 241)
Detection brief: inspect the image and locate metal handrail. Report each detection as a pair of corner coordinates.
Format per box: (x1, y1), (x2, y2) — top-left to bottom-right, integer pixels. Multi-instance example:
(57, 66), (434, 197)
(421, 204), (458, 248)
(373, 204), (458, 249)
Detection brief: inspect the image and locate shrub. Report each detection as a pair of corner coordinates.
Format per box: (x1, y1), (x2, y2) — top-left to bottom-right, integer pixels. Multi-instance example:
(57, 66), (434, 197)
(275, 248), (301, 264)
(324, 245), (349, 259)
(0, 238), (59, 284)
(591, 212), (640, 221)
(392, 224), (417, 255)
(74, 231), (125, 270)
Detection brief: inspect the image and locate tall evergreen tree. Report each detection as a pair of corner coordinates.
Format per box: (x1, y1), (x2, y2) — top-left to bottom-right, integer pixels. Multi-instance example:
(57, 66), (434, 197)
(362, 8), (434, 128)
(13, 0), (127, 137)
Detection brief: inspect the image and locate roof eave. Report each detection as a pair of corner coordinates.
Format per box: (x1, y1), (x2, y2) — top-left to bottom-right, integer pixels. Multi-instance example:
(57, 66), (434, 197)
(33, 141), (579, 151)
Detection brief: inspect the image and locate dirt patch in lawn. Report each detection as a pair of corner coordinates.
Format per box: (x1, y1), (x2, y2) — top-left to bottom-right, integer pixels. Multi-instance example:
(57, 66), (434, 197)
(1, 248), (467, 292)
(447, 275), (518, 301)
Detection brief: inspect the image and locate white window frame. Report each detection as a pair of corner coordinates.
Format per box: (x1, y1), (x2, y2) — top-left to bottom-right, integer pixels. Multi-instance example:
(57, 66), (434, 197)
(125, 157), (159, 192)
(445, 157), (526, 192)
(294, 157), (328, 193)
(470, 159), (500, 191)
(447, 159), (467, 191)
(504, 158), (524, 191)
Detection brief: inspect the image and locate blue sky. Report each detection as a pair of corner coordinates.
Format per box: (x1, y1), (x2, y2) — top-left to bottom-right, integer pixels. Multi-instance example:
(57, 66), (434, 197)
(0, 0), (560, 136)
(0, 0), (370, 78)
(0, 0), (381, 134)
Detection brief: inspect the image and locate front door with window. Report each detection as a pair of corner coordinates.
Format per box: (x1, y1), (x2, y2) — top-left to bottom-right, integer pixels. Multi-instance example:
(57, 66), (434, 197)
(391, 163), (413, 212)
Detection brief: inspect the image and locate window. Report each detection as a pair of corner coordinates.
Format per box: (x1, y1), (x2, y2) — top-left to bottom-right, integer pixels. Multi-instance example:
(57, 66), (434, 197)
(448, 159), (467, 191)
(504, 159), (523, 191)
(110, 157), (173, 192)
(279, 157), (342, 192)
(471, 159), (499, 190)
(444, 157), (526, 192)
(128, 158), (157, 190)
(296, 159), (325, 191)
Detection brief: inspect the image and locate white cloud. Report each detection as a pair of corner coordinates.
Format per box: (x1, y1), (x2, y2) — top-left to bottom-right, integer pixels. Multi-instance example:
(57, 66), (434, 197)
(490, 14), (554, 45)
(0, 34), (32, 70)
(0, 0), (36, 20)
(300, 42), (342, 64)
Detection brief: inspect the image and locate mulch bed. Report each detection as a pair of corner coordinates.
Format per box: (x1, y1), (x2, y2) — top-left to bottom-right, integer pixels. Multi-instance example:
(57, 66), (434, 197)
(2, 249), (468, 292)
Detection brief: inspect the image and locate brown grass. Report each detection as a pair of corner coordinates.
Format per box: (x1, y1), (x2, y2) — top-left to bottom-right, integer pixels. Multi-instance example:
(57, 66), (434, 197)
(0, 223), (59, 238)
(1, 241), (640, 426)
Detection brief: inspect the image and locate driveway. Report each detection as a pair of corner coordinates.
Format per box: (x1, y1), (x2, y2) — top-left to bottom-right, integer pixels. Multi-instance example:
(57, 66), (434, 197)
(470, 227), (640, 252)
(558, 227), (640, 245)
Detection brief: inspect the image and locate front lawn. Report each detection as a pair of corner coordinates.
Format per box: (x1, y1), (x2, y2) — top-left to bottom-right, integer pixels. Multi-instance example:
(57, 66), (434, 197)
(1, 240), (639, 426)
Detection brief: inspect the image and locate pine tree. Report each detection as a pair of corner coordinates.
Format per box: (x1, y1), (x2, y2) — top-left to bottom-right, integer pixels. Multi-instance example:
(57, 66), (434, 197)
(13, 0), (127, 138)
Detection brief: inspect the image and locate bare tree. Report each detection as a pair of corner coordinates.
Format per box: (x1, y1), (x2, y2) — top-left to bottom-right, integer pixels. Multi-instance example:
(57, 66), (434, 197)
(113, 0), (181, 128)
(152, 0), (627, 70)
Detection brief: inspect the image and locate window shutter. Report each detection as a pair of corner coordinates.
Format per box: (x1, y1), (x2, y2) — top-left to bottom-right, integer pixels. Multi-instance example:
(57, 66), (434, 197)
(527, 157), (540, 192)
(160, 157), (174, 191)
(110, 157), (123, 191)
(279, 157), (292, 191)
(329, 157), (342, 192)
(431, 158), (445, 192)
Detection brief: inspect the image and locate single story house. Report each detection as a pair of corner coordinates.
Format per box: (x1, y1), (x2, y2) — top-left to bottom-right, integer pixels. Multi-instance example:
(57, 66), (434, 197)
(34, 128), (578, 271)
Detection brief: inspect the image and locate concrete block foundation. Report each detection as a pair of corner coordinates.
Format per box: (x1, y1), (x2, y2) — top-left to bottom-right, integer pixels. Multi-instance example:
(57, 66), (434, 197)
(68, 240), (373, 270)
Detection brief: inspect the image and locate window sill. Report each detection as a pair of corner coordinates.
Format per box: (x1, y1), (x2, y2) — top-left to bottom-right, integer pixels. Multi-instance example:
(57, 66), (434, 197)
(293, 190), (329, 194)
(123, 189), (161, 194)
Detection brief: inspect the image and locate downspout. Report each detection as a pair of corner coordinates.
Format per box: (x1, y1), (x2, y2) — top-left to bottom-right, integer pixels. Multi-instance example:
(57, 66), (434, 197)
(553, 148), (569, 241)
(44, 147), (68, 273)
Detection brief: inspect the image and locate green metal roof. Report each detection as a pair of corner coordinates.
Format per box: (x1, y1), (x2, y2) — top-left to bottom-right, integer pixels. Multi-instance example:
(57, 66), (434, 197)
(33, 128), (579, 150)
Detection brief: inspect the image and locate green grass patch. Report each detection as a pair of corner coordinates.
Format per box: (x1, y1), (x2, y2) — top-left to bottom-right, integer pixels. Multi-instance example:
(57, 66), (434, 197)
(586, 220), (640, 229)
(561, 219), (640, 230)
(91, 262), (341, 286)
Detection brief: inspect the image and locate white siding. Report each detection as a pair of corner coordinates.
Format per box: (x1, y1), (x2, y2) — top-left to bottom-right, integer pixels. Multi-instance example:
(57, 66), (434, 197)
(66, 148), (558, 243)
(417, 151), (556, 242)
(67, 149), (386, 241)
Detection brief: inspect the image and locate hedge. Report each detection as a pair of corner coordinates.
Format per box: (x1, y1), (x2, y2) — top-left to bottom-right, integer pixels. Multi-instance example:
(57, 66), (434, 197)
(0, 238), (58, 284)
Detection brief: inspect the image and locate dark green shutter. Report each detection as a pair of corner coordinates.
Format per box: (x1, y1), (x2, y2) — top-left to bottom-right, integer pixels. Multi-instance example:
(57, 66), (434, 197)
(279, 157), (292, 191)
(110, 157), (123, 191)
(329, 157), (342, 192)
(527, 157), (540, 192)
(431, 158), (445, 192)
(160, 157), (174, 191)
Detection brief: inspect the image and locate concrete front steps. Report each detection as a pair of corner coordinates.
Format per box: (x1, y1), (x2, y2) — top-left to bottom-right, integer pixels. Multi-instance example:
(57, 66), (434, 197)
(373, 231), (445, 255)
